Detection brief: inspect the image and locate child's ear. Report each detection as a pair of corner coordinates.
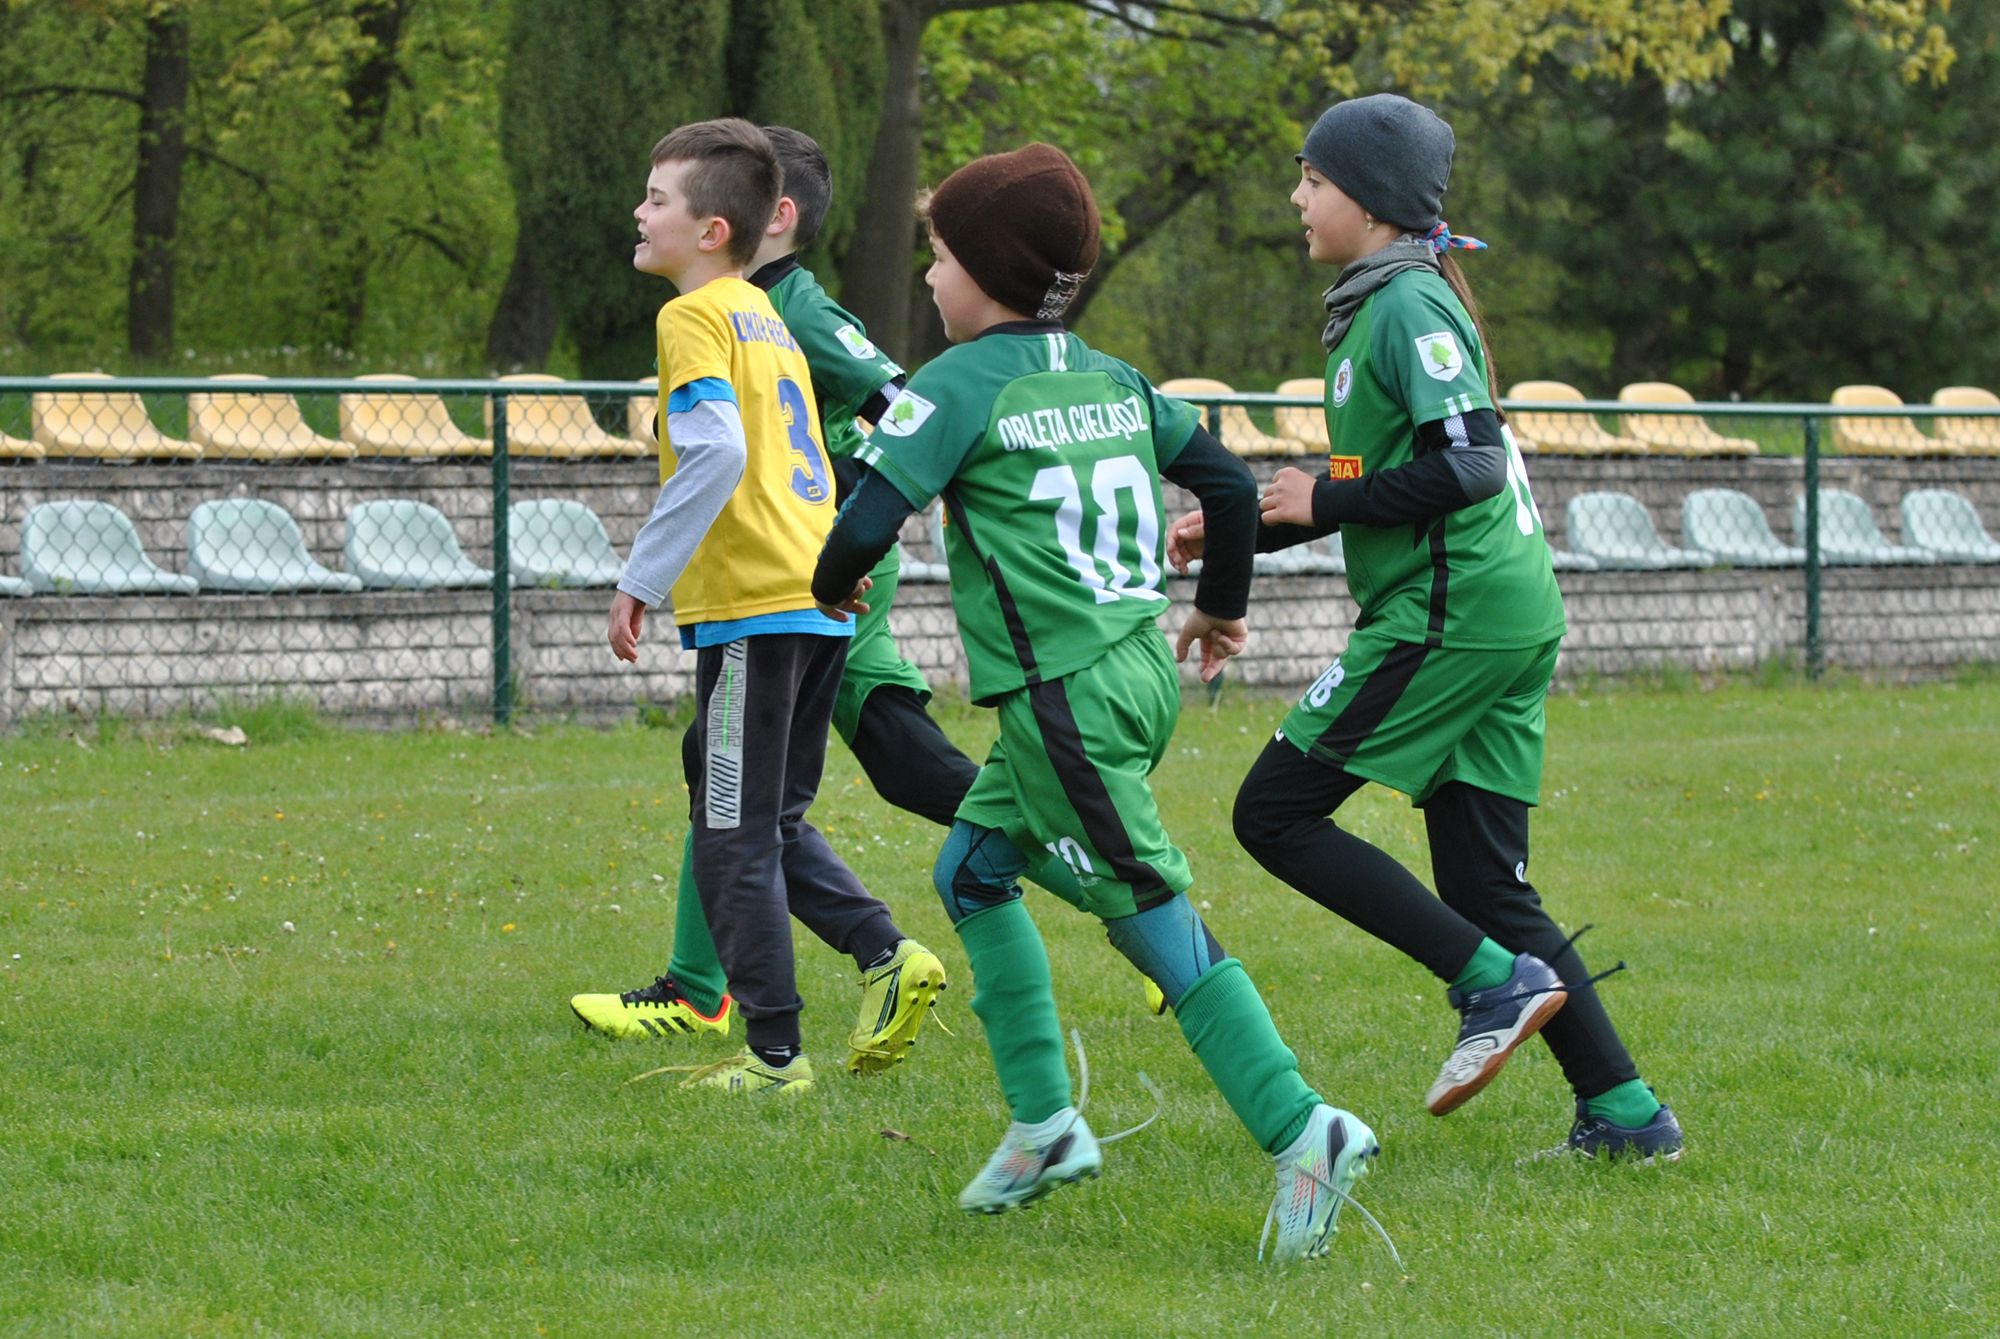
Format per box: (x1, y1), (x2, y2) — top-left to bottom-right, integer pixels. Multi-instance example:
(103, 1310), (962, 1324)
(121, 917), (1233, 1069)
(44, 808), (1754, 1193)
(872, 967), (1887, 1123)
(698, 216), (732, 255)
(768, 197), (798, 238)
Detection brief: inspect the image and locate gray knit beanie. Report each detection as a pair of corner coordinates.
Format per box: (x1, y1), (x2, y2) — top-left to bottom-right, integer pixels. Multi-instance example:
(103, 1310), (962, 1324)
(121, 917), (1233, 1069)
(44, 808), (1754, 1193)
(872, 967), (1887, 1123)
(1296, 94), (1455, 234)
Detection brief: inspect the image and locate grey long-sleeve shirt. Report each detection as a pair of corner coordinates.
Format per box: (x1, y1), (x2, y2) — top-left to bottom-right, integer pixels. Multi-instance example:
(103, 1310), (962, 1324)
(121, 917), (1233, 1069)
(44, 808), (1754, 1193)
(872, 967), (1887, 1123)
(616, 398), (746, 608)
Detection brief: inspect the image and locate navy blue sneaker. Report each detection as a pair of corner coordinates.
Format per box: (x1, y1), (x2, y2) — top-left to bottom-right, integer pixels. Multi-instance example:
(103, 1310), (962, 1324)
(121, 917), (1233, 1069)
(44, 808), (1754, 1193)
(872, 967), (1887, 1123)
(1565, 1100), (1684, 1162)
(1425, 953), (1568, 1115)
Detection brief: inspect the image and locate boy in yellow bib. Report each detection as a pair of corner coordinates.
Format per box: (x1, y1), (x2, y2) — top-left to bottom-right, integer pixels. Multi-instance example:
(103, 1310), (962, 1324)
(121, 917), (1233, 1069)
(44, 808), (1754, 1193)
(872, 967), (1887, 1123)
(610, 118), (943, 1094)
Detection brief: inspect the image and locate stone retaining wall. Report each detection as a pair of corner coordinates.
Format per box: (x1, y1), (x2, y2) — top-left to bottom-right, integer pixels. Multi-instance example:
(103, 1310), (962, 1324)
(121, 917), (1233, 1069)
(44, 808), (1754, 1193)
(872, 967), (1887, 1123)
(1, 453), (1995, 725)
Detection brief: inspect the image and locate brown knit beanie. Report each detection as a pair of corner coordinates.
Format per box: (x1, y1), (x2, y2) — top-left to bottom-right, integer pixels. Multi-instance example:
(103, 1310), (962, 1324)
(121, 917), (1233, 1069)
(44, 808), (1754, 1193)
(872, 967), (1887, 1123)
(925, 143), (1100, 322)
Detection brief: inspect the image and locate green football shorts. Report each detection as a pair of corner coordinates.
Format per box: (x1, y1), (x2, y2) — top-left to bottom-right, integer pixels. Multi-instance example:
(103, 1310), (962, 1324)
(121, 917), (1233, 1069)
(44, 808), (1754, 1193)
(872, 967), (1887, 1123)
(832, 543), (933, 743)
(1279, 626), (1561, 807)
(956, 627), (1193, 920)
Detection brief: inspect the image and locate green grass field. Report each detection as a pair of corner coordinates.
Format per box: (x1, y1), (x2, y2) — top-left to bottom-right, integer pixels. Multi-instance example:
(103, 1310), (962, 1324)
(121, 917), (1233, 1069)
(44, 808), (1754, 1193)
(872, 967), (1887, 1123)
(2, 679), (1994, 1337)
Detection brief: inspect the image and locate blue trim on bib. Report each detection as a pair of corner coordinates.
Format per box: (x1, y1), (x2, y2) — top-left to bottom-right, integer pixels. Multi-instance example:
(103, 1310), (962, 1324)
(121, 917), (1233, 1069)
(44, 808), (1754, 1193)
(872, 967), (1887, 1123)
(680, 608), (854, 648)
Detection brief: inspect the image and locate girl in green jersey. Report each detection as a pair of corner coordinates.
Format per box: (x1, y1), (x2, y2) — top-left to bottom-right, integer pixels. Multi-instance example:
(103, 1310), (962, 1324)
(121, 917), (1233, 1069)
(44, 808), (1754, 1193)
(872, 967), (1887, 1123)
(1169, 95), (1680, 1161)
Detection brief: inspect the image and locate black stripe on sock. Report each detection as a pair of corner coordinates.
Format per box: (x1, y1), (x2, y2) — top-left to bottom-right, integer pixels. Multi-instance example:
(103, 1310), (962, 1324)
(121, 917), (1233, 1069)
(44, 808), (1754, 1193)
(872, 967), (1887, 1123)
(1310, 639), (1431, 764)
(1027, 675), (1171, 909)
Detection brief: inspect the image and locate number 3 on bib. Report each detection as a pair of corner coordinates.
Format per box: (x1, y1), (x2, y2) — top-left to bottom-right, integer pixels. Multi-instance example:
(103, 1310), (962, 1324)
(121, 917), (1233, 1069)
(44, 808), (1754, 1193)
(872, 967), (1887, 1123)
(1029, 454), (1166, 604)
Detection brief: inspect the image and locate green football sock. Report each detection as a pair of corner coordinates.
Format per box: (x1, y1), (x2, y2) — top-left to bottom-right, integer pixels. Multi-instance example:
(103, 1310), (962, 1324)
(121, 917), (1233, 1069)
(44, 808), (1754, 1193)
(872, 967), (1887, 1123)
(1176, 958), (1323, 1154)
(1450, 936), (1517, 993)
(956, 899), (1071, 1124)
(1585, 1079), (1661, 1129)
(664, 846), (727, 1015)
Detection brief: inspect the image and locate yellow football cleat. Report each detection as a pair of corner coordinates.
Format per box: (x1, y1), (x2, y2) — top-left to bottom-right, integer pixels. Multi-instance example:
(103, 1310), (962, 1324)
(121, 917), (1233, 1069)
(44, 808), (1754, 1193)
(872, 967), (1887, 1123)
(570, 974), (733, 1040)
(680, 1048), (814, 1094)
(1144, 977), (1169, 1016)
(848, 939), (947, 1074)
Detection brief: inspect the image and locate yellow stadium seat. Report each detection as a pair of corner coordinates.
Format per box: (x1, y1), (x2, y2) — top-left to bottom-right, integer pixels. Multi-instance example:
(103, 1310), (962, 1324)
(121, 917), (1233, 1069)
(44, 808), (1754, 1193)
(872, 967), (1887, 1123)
(487, 373), (646, 459)
(628, 375), (658, 448)
(1616, 382), (1758, 457)
(339, 373), (491, 458)
(32, 372), (201, 462)
(188, 374), (356, 461)
(1274, 377), (1329, 455)
(1830, 385), (1939, 457)
(1158, 377), (1299, 457)
(1504, 380), (1642, 455)
(0, 428), (44, 461)
(1929, 387), (2000, 457)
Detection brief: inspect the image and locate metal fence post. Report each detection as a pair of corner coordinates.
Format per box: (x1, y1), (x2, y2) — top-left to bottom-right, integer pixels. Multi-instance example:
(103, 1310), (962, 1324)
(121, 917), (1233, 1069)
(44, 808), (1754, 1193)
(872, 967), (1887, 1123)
(490, 391), (513, 726)
(1803, 415), (1822, 679)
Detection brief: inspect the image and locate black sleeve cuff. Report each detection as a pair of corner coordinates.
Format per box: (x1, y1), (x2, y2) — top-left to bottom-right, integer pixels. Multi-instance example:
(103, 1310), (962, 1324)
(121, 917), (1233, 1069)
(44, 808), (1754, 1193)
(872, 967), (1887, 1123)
(1160, 424), (1255, 619)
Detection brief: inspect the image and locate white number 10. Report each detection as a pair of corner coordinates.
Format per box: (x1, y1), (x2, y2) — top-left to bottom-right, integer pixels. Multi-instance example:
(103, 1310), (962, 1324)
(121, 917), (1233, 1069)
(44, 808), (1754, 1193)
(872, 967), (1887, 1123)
(1029, 454), (1165, 605)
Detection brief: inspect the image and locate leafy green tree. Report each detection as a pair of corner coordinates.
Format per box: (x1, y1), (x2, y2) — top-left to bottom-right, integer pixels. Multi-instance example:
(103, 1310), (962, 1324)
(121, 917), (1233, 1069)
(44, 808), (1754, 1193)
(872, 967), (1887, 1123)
(497, 0), (727, 381)
(1485, 0), (1965, 397)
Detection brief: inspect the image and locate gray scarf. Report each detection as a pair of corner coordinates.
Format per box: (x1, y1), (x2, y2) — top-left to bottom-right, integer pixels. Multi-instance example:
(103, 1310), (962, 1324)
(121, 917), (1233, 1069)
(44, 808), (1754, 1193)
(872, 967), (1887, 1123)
(1320, 236), (1439, 350)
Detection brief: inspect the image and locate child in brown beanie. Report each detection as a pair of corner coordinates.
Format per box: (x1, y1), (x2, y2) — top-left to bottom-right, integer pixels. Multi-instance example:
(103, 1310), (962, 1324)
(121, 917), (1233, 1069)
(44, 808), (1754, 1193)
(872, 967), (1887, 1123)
(812, 142), (1385, 1262)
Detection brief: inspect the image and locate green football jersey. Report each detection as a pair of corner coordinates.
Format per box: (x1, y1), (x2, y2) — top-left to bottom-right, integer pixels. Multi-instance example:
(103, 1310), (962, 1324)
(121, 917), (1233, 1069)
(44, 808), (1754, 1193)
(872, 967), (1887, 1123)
(766, 263), (905, 461)
(866, 328), (1200, 702)
(1323, 268), (1565, 649)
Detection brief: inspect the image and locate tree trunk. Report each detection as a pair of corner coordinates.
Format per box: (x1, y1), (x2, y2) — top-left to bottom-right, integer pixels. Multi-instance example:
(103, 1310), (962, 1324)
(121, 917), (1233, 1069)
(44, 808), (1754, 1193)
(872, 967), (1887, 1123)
(330, 0), (413, 350)
(128, 8), (189, 362)
(484, 233), (557, 372)
(838, 0), (930, 359)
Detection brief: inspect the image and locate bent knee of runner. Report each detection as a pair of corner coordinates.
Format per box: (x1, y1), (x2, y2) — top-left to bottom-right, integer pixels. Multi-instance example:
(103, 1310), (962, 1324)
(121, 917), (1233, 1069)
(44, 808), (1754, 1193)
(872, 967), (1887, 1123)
(1102, 893), (1226, 1009)
(933, 820), (1028, 925)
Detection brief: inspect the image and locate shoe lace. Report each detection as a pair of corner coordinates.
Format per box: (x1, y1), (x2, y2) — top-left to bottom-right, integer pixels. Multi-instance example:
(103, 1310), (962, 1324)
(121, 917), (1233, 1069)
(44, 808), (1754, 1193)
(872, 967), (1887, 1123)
(624, 1052), (749, 1086)
(1255, 1153), (1405, 1271)
(619, 974), (679, 1007)
(1066, 1027), (1163, 1148)
(1475, 926), (1628, 1016)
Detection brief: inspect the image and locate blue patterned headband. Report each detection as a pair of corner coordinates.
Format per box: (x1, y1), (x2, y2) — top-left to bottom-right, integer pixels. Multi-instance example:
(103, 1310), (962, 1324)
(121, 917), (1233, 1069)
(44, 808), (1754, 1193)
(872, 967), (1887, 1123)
(1426, 220), (1487, 254)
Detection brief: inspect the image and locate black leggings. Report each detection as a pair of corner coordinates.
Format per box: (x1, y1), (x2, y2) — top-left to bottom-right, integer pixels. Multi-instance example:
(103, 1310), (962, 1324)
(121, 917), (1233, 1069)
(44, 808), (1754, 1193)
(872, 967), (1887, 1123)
(1233, 737), (1638, 1100)
(844, 684), (982, 827)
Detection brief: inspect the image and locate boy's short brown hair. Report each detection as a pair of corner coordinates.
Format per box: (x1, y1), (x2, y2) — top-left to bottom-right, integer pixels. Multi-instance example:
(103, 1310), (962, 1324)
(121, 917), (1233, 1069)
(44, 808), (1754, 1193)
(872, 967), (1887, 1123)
(764, 127), (833, 250)
(650, 118), (780, 266)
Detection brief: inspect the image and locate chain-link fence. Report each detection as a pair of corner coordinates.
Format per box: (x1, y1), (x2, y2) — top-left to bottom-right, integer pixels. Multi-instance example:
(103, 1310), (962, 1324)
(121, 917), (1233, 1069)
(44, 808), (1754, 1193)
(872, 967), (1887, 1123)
(1, 374), (1997, 728)
(1164, 385), (2000, 680)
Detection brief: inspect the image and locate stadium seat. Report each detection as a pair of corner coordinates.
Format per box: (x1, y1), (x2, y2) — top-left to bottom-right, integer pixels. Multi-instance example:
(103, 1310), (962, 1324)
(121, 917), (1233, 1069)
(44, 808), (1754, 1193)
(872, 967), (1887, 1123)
(0, 428), (44, 461)
(186, 498), (362, 592)
(1792, 489), (1935, 564)
(339, 374), (491, 458)
(1930, 387), (2000, 457)
(1274, 377), (1330, 455)
(628, 375), (659, 449)
(1504, 381), (1642, 455)
(20, 499), (199, 594)
(506, 499), (625, 588)
(1564, 491), (1713, 569)
(1900, 489), (2000, 563)
(1255, 531), (1345, 576)
(487, 374), (646, 459)
(1549, 547), (1600, 572)
(0, 571), (30, 596)
(188, 374), (356, 462)
(1681, 489), (1805, 567)
(1616, 382), (1759, 456)
(344, 500), (494, 589)
(31, 372), (202, 462)
(1829, 385), (1938, 457)
(1159, 377), (1300, 457)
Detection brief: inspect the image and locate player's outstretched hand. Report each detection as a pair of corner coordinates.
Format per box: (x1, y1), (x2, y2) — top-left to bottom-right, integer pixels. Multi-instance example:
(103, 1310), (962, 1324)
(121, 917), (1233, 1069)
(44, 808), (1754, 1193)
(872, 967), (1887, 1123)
(816, 574), (873, 624)
(608, 591), (645, 663)
(1260, 466), (1317, 527)
(1175, 610), (1248, 683)
(1165, 509), (1206, 574)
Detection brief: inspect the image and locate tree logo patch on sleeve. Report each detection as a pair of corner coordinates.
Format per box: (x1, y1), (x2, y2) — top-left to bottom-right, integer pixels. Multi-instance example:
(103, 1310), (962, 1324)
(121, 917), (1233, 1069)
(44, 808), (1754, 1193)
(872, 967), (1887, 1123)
(836, 323), (879, 359)
(877, 389), (936, 437)
(1415, 331), (1464, 382)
